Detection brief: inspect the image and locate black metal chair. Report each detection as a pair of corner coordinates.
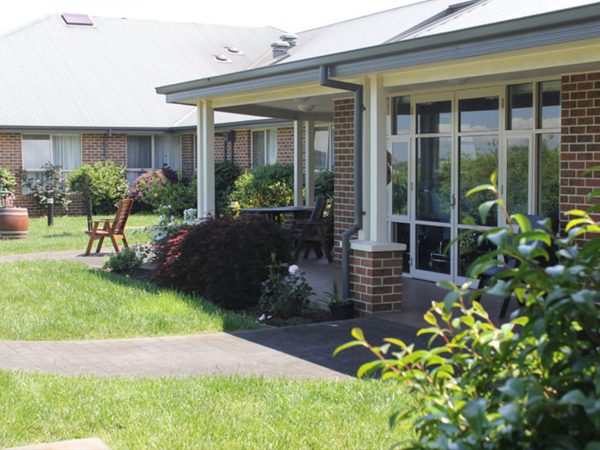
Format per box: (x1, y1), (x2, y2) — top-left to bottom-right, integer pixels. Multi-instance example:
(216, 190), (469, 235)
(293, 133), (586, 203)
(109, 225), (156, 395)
(293, 196), (334, 262)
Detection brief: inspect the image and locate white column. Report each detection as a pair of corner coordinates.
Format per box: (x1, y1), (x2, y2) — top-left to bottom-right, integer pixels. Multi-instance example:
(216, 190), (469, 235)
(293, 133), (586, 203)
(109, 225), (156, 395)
(293, 120), (303, 207)
(196, 100), (215, 218)
(366, 75), (388, 241)
(304, 120), (315, 206)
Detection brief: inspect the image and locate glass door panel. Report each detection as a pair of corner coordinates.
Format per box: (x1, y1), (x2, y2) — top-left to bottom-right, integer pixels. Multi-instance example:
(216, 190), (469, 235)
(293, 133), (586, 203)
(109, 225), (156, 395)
(416, 224), (451, 275)
(416, 137), (452, 223)
(506, 137), (530, 215)
(390, 141), (409, 216)
(416, 101), (451, 133)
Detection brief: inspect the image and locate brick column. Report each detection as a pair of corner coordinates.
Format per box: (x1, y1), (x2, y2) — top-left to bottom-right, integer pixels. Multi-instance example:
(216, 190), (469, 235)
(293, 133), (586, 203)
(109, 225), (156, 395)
(350, 241), (405, 316)
(560, 71), (600, 229)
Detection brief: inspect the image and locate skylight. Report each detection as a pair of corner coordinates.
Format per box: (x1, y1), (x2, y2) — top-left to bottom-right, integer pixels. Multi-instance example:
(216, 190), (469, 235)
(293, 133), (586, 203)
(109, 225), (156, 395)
(61, 13), (94, 26)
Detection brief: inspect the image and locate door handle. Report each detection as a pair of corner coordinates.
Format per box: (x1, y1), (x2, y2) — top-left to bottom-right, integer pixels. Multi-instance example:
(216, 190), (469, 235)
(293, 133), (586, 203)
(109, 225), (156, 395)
(450, 193), (456, 208)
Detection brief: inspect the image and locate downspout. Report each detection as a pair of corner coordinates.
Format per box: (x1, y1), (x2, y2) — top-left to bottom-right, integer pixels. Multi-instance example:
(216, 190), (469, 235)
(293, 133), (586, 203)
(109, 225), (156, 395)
(319, 65), (364, 302)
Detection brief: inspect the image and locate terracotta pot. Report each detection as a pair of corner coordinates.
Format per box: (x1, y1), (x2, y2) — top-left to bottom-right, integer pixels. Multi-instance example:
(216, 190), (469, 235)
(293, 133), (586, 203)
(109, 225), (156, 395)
(0, 208), (29, 239)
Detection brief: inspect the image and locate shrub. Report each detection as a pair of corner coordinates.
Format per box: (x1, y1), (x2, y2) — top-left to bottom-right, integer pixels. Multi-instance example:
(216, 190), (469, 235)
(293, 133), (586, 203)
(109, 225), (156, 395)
(215, 161), (242, 214)
(315, 170), (334, 198)
(338, 172), (600, 449)
(157, 216), (292, 310)
(0, 167), (16, 193)
(67, 161), (128, 214)
(21, 163), (70, 209)
(127, 168), (179, 210)
(228, 164), (294, 209)
(141, 177), (196, 217)
(259, 257), (313, 319)
(103, 247), (143, 273)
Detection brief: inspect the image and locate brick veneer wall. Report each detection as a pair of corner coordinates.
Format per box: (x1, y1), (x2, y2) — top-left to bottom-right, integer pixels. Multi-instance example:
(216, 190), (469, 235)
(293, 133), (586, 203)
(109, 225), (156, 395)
(212, 129), (252, 169)
(276, 127), (295, 165)
(350, 249), (404, 316)
(181, 134), (195, 178)
(333, 98), (356, 261)
(560, 71), (600, 229)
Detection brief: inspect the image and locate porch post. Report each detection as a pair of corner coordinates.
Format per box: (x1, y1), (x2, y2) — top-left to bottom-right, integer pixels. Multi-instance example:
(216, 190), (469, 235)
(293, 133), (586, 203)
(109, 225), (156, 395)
(293, 120), (303, 207)
(304, 120), (315, 206)
(366, 74), (387, 241)
(196, 100), (215, 218)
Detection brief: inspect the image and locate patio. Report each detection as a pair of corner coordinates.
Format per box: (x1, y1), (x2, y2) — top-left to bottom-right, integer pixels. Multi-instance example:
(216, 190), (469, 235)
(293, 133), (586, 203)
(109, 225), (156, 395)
(301, 256), (518, 328)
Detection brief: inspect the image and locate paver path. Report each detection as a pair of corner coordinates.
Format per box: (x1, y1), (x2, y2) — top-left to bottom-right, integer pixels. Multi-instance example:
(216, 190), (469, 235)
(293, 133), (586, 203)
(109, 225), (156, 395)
(0, 250), (109, 268)
(0, 318), (423, 380)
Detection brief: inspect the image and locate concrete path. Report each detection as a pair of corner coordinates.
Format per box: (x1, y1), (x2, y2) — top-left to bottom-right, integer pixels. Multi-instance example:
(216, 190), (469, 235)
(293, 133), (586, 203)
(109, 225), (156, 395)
(0, 318), (423, 380)
(0, 250), (110, 268)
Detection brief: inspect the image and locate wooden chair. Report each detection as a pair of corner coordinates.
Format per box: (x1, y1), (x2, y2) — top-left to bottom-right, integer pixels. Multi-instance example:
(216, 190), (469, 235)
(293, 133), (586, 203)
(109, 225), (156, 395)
(293, 196), (334, 262)
(84, 199), (133, 256)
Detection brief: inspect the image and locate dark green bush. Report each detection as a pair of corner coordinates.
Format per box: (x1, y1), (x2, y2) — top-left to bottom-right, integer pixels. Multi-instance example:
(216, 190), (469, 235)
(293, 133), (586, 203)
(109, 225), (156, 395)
(259, 258), (312, 319)
(0, 167), (16, 193)
(315, 170), (334, 198)
(103, 247), (142, 273)
(215, 161), (242, 214)
(156, 216), (292, 310)
(339, 171), (600, 449)
(228, 164), (294, 209)
(141, 177), (196, 217)
(68, 161), (128, 214)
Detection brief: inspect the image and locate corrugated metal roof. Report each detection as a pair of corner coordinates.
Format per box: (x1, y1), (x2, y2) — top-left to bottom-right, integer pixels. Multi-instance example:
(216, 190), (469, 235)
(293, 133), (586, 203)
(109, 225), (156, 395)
(0, 15), (281, 129)
(257, 0), (600, 66)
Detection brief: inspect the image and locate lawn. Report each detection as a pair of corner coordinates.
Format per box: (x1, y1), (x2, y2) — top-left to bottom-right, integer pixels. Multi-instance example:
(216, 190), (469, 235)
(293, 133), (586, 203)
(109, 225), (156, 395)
(0, 213), (158, 255)
(0, 371), (412, 449)
(0, 260), (258, 340)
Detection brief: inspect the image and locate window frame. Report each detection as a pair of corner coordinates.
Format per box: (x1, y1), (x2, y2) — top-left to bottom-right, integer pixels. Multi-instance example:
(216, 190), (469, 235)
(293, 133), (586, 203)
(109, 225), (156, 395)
(251, 128), (278, 167)
(21, 133), (83, 174)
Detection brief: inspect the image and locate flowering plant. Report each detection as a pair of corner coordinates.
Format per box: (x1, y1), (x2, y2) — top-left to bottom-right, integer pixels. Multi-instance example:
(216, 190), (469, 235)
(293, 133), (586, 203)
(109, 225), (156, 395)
(259, 255), (313, 319)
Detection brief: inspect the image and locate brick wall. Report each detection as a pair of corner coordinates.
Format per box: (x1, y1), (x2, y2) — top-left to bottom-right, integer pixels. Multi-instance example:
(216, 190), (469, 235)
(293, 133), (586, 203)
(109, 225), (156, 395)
(276, 127), (295, 165)
(181, 134), (195, 178)
(350, 249), (404, 316)
(82, 134), (126, 165)
(333, 98), (356, 261)
(560, 71), (600, 229)
(212, 129), (252, 169)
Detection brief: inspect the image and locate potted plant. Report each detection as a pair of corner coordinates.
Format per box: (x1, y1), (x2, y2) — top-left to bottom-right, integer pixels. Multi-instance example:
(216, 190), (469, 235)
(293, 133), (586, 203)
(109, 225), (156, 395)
(327, 282), (354, 320)
(0, 167), (28, 239)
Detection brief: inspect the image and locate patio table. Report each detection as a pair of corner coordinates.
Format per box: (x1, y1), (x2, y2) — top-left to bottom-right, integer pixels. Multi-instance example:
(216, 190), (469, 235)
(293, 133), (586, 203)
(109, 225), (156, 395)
(240, 206), (313, 226)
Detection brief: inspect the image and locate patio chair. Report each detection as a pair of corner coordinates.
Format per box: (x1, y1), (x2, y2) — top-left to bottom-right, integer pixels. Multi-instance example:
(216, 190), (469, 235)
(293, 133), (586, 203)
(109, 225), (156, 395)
(293, 196), (334, 262)
(84, 199), (134, 256)
(477, 215), (553, 318)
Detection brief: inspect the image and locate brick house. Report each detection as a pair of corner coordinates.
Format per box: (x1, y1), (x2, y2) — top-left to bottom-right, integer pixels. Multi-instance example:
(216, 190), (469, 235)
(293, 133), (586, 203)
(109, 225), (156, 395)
(157, 0), (600, 315)
(0, 14), (335, 215)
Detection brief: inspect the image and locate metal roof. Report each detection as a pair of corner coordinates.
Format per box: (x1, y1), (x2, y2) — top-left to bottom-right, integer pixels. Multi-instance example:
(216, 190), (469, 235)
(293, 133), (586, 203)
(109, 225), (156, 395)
(253, 0), (600, 66)
(0, 15), (281, 129)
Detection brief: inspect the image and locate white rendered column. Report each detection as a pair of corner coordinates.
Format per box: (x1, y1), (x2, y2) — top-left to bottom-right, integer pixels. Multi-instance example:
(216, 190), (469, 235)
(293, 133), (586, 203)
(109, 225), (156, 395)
(304, 120), (315, 206)
(293, 120), (303, 207)
(196, 100), (215, 218)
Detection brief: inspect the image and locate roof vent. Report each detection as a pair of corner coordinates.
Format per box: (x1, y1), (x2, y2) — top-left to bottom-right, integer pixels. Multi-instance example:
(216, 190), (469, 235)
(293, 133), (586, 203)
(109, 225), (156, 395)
(61, 13), (93, 26)
(279, 33), (298, 47)
(225, 46), (243, 55)
(271, 40), (291, 58)
(213, 54), (232, 63)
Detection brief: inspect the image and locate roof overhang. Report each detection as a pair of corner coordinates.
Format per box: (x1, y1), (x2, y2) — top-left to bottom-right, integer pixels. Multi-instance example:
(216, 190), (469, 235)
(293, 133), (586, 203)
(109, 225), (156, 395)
(157, 3), (600, 107)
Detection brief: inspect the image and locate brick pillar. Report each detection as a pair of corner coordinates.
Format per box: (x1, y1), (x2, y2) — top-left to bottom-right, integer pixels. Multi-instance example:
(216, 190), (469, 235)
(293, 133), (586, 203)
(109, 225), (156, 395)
(181, 134), (196, 178)
(560, 71), (600, 229)
(350, 241), (405, 316)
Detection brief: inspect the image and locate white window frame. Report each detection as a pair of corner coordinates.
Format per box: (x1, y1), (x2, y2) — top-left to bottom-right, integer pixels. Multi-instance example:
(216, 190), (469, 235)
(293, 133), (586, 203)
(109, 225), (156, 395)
(251, 128), (278, 167)
(314, 125), (334, 171)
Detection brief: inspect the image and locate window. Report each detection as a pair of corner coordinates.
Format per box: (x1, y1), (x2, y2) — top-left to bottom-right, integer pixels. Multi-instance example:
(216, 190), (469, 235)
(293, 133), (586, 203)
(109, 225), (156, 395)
(252, 129), (277, 167)
(154, 135), (181, 171)
(314, 126), (332, 171)
(22, 134), (82, 171)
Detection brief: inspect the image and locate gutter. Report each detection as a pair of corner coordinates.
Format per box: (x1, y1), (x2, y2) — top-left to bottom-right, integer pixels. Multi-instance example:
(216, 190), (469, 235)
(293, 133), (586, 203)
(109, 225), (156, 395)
(319, 65), (363, 303)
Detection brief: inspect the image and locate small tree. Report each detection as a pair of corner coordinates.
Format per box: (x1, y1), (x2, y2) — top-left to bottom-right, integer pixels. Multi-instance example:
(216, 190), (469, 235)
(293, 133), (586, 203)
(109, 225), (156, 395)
(338, 171), (600, 449)
(22, 163), (70, 209)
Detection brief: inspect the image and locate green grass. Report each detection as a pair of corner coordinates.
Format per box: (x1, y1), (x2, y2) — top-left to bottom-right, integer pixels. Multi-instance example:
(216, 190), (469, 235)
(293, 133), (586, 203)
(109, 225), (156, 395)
(0, 214), (158, 255)
(0, 371), (413, 449)
(0, 260), (258, 340)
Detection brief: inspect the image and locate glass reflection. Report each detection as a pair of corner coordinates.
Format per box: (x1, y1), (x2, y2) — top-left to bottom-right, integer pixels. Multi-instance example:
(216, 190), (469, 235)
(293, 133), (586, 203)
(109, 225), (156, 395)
(416, 137), (452, 222)
(459, 136), (498, 226)
(416, 101), (451, 134)
(392, 222), (411, 273)
(507, 138), (530, 215)
(391, 141), (409, 216)
(539, 81), (560, 129)
(416, 225), (451, 274)
(458, 229), (496, 277)
(459, 97), (499, 132)
(508, 84), (533, 130)
(538, 133), (560, 231)
(392, 96), (410, 135)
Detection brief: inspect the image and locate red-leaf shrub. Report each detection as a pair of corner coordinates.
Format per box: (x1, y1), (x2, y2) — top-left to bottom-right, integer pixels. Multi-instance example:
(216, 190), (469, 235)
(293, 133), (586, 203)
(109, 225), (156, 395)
(156, 216), (292, 310)
(128, 168), (180, 210)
